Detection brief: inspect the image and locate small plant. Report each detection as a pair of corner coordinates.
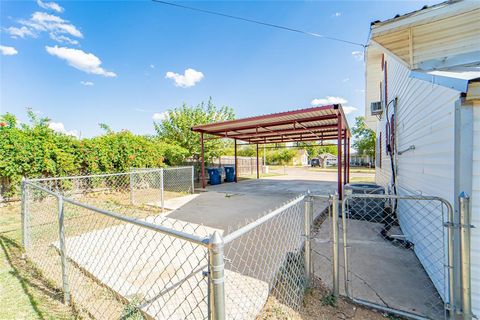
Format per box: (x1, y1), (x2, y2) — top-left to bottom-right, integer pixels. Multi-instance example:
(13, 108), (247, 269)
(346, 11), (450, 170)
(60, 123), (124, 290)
(385, 314), (402, 320)
(120, 298), (145, 320)
(321, 293), (337, 307)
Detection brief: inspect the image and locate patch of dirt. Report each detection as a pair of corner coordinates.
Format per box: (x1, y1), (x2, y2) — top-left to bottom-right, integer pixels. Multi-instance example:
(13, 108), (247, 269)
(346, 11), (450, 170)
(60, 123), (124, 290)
(258, 278), (399, 320)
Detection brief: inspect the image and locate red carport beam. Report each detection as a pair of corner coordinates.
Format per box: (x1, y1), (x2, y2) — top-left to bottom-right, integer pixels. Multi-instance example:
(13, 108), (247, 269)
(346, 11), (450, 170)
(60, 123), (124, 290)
(337, 114), (343, 199)
(201, 132), (206, 189)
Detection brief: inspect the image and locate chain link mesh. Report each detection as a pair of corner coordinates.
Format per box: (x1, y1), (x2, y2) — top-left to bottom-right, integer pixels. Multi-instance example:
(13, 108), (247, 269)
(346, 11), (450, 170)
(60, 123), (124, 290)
(342, 193), (450, 319)
(22, 169), (321, 320)
(223, 196), (307, 319)
(61, 201), (211, 319)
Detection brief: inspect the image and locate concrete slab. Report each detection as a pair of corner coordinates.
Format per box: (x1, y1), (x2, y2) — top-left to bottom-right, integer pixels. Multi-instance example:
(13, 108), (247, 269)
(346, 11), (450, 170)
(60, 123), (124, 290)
(168, 177), (334, 232)
(148, 194), (200, 211)
(61, 216), (269, 320)
(313, 216), (444, 319)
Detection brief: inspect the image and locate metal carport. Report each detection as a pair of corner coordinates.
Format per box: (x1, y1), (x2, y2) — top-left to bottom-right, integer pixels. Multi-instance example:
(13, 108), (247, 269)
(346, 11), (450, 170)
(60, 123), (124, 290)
(192, 104), (351, 198)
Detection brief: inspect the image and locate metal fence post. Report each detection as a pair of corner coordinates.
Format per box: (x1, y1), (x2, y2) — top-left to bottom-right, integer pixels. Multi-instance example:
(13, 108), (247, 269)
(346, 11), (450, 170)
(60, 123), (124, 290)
(459, 192), (472, 320)
(304, 193), (313, 287)
(160, 168), (165, 212)
(341, 194), (350, 297)
(208, 232), (225, 320)
(129, 168), (134, 205)
(331, 193), (339, 297)
(191, 166), (195, 194)
(21, 177), (29, 251)
(57, 195), (71, 305)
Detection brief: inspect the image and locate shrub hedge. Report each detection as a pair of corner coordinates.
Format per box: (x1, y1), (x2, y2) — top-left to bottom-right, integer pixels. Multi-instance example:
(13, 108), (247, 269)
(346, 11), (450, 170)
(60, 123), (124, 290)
(0, 112), (188, 199)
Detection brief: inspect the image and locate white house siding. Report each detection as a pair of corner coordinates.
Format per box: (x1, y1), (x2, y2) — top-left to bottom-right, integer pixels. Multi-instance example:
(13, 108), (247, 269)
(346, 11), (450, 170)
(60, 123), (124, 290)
(471, 105), (480, 317)
(375, 55), (460, 302)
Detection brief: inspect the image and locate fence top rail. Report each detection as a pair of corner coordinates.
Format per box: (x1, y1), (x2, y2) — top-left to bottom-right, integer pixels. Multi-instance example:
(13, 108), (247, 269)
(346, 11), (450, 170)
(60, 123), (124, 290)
(25, 181), (61, 197)
(223, 193), (306, 244)
(26, 169), (166, 183)
(343, 193), (450, 203)
(62, 197), (210, 247)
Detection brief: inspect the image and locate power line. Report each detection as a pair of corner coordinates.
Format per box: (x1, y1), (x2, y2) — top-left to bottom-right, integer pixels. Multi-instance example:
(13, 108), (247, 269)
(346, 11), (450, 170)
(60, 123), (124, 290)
(151, 0), (367, 48)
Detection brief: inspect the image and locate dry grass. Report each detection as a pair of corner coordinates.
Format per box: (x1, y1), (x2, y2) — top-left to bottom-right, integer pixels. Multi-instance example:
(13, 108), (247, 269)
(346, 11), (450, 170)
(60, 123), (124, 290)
(258, 278), (399, 320)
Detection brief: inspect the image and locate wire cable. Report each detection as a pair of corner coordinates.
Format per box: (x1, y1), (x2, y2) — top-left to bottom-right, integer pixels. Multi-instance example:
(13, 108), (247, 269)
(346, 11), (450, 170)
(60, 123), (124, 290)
(151, 0), (367, 48)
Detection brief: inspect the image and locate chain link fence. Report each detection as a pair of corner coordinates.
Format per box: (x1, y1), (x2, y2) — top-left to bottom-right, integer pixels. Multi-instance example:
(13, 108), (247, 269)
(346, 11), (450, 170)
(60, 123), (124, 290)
(21, 171), (319, 320)
(340, 193), (454, 320)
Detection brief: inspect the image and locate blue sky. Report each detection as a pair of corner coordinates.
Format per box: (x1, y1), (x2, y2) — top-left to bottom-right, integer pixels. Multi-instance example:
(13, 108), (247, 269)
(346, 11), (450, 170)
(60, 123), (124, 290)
(1, 0), (438, 137)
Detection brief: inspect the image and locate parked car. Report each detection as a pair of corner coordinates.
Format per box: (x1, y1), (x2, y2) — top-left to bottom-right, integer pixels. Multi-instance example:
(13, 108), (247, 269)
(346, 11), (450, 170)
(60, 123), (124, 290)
(311, 158), (320, 167)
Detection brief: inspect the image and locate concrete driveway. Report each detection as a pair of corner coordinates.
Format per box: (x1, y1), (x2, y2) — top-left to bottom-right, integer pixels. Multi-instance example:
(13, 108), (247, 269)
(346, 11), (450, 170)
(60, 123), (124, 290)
(169, 167), (336, 232)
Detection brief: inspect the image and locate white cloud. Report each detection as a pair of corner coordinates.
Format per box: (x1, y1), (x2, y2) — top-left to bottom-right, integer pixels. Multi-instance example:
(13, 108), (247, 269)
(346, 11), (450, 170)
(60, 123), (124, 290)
(352, 50), (364, 61)
(0, 45), (18, 56)
(342, 106), (358, 114)
(152, 112), (169, 121)
(10, 12), (82, 42)
(48, 122), (78, 137)
(333, 12), (342, 17)
(165, 68), (204, 88)
(49, 33), (79, 45)
(5, 26), (36, 38)
(342, 77), (349, 83)
(311, 96), (357, 114)
(311, 96), (347, 106)
(30, 12), (82, 37)
(46, 45), (116, 77)
(37, 0), (64, 13)
(80, 81), (94, 86)
(150, 64), (155, 69)
(355, 89), (365, 93)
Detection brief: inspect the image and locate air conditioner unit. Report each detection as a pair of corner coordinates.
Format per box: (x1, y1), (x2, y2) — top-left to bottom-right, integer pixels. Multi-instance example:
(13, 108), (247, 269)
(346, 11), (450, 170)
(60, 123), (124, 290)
(370, 101), (383, 116)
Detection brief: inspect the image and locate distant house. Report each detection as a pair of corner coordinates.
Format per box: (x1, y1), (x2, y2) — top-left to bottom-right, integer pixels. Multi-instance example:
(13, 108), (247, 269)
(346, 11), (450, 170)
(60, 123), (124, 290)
(350, 152), (371, 167)
(316, 153), (337, 167)
(365, 0), (479, 315)
(292, 149), (309, 166)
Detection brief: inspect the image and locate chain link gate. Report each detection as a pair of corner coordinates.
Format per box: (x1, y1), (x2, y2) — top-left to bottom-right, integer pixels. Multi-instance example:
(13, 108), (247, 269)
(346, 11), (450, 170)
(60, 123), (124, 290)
(340, 193), (454, 320)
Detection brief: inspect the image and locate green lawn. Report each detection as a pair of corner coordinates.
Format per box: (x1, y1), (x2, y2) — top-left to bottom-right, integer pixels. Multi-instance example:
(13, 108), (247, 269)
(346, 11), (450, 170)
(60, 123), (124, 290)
(309, 166), (375, 174)
(349, 176), (375, 183)
(0, 203), (75, 320)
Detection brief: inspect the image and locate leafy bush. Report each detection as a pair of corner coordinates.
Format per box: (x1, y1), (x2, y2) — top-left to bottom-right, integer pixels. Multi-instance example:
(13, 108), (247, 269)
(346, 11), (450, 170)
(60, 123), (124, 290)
(0, 111), (188, 199)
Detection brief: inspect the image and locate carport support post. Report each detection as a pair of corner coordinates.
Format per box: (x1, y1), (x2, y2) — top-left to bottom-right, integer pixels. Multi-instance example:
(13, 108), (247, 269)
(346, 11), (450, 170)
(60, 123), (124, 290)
(208, 232), (226, 320)
(337, 114), (343, 199)
(304, 193), (313, 286)
(57, 196), (70, 305)
(201, 132), (206, 188)
(234, 139), (238, 182)
(331, 193), (339, 298)
(347, 137), (350, 183)
(343, 131), (347, 186)
(256, 144), (259, 179)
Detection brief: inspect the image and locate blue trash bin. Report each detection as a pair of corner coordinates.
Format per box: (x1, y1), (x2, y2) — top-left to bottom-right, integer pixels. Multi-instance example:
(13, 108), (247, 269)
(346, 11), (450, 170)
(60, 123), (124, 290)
(224, 166), (235, 182)
(207, 168), (222, 185)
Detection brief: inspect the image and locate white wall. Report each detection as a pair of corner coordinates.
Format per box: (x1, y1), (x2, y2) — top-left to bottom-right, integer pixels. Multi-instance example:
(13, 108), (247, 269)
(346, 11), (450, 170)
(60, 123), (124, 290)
(471, 104), (480, 317)
(374, 54), (460, 302)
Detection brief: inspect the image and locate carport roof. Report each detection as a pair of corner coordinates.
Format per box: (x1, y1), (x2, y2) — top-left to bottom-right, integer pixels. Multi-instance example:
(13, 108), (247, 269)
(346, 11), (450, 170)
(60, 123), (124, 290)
(191, 104), (351, 144)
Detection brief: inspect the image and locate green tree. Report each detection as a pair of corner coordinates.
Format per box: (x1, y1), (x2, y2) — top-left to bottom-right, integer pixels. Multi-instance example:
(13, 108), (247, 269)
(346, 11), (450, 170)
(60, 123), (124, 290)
(351, 116), (376, 159)
(154, 98), (234, 162)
